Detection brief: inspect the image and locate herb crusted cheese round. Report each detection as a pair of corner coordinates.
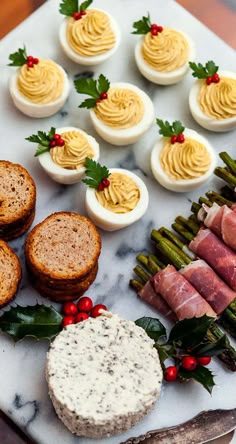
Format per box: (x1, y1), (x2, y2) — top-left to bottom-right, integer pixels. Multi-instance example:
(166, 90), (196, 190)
(46, 312), (162, 438)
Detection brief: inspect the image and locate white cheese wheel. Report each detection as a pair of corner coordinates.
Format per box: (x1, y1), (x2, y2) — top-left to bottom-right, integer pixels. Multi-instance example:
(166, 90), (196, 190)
(85, 168), (149, 231)
(189, 71), (236, 132)
(150, 128), (216, 192)
(59, 9), (121, 65)
(9, 64), (70, 118)
(38, 126), (100, 185)
(46, 313), (162, 438)
(135, 30), (195, 85)
(90, 82), (155, 146)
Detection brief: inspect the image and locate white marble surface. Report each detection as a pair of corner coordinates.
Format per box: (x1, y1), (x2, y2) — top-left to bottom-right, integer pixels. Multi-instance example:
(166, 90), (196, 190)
(0, 0), (236, 443)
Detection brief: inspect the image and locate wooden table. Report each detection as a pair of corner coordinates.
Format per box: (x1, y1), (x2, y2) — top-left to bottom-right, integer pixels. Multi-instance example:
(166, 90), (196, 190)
(0, 0), (235, 442)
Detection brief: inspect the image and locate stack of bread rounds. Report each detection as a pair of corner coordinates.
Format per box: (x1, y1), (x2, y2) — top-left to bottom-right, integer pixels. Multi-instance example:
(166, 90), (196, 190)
(25, 212), (101, 302)
(0, 240), (22, 307)
(0, 161), (36, 240)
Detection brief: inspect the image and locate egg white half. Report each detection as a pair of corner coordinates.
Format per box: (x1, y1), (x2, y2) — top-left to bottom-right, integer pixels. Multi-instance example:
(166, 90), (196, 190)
(38, 127), (100, 185)
(9, 64), (70, 118)
(59, 9), (121, 65)
(85, 168), (149, 231)
(189, 71), (236, 132)
(89, 83), (155, 146)
(135, 30), (195, 85)
(150, 128), (217, 192)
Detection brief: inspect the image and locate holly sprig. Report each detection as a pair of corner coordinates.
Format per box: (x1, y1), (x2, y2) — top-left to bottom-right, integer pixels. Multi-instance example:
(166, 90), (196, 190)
(26, 127), (56, 156)
(82, 157), (110, 190)
(59, 0), (93, 17)
(156, 119), (185, 144)
(8, 46), (28, 67)
(136, 315), (228, 393)
(132, 13), (152, 34)
(189, 60), (219, 79)
(74, 74), (110, 109)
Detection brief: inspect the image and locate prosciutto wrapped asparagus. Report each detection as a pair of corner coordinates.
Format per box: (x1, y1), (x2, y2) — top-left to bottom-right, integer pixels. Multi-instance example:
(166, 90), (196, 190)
(199, 202), (236, 251)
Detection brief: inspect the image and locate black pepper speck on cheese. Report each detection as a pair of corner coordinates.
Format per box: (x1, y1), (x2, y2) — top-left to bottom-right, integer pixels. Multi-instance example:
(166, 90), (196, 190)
(46, 312), (163, 438)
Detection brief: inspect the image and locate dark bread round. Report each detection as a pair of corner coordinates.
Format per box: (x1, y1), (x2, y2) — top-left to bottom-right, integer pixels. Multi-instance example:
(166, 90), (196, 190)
(0, 240), (22, 307)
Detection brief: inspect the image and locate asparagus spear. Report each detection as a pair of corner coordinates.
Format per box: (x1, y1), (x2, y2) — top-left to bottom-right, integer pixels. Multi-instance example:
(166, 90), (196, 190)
(175, 216), (200, 235)
(158, 227), (196, 260)
(214, 167), (236, 188)
(151, 229), (191, 265)
(219, 152), (236, 175)
(221, 185), (236, 201)
(172, 222), (195, 241)
(205, 190), (234, 208)
(191, 202), (202, 214)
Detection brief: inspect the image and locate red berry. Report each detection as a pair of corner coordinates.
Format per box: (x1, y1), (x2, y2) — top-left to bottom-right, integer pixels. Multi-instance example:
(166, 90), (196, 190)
(75, 312), (89, 323)
(151, 29), (158, 36)
(206, 76), (212, 85)
(53, 133), (61, 140)
(96, 99), (101, 104)
(101, 178), (110, 188)
(157, 25), (163, 32)
(171, 135), (177, 144)
(62, 315), (75, 328)
(196, 356), (211, 366)
(97, 183), (104, 192)
(91, 304), (107, 318)
(77, 296), (93, 313)
(27, 61), (34, 68)
(27, 55), (34, 62)
(151, 24), (158, 30)
(212, 73), (220, 83)
(73, 12), (81, 20)
(181, 356), (197, 371)
(100, 92), (108, 100)
(33, 58), (39, 65)
(164, 366), (178, 382)
(62, 302), (78, 316)
(57, 138), (65, 147)
(177, 133), (185, 143)
(80, 10), (86, 15)
(49, 140), (57, 148)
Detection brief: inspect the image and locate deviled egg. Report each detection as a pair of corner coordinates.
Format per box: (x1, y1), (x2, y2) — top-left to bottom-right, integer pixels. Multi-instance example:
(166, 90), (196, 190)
(8, 46), (70, 118)
(151, 119), (216, 192)
(26, 127), (99, 185)
(59, 0), (121, 65)
(132, 13), (195, 85)
(83, 159), (149, 231)
(189, 61), (236, 132)
(74, 74), (155, 145)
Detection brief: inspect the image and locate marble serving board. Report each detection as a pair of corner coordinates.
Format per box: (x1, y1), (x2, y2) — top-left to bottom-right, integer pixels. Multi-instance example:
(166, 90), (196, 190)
(0, 0), (236, 443)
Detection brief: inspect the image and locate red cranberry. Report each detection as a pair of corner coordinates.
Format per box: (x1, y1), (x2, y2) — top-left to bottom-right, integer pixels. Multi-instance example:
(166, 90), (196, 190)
(181, 356), (197, 371)
(73, 12), (81, 20)
(100, 92), (108, 100)
(33, 58), (39, 64)
(91, 304), (107, 318)
(177, 133), (185, 143)
(171, 135), (177, 144)
(75, 312), (89, 323)
(62, 302), (78, 316)
(101, 178), (110, 188)
(97, 183), (104, 192)
(212, 73), (220, 83)
(77, 297), (93, 313)
(57, 138), (65, 147)
(206, 76), (213, 85)
(164, 366), (178, 382)
(62, 315), (75, 328)
(49, 140), (57, 148)
(196, 356), (211, 366)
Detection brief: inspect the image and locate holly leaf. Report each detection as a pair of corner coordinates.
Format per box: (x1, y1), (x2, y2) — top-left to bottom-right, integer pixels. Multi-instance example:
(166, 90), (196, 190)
(82, 157), (110, 189)
(168, 316), (214, 349)
(79, 98), (97, 109)
(193, 334), (228, 357)
(206, 60), (218, 76)
(74, 74), (110, 108)
(178, 365), (215, 394)
(156, 119), (185, 137)
(97, 74), (110, 95)
(0, 305), (63, 341)
(8, 46), (27, 67)
(59, 0), (78, 16)
(80, 0), (93, 12)
(155, 344), (171, 363)
(135, 317), (166, 341)
(189, 60), (219, 79)
(132, 13), (152, 35)
(26, 127), (56, 156)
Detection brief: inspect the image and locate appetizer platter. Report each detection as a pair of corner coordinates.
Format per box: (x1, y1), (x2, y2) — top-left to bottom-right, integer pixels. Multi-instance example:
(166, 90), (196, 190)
(0, 0), (236, 443)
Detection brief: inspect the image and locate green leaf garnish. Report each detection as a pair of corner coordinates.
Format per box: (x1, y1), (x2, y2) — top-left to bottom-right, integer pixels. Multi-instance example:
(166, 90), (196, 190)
(178, 365), (215, 394)
(135, 317), (166, 341)
(82, 157), (110, 189)
(26, 127), (56, 156)
(74, 74), (110, 109)
(59, 0), (93, 16)
(189, 60), (219, 79)
(193, 334), (228, 357)
(0, 304), (62, 341)
(168, 316), (214, 348)
(156, 119), (185, 137)
(8, 46), (27, 67)
(132, 13), (152, 35)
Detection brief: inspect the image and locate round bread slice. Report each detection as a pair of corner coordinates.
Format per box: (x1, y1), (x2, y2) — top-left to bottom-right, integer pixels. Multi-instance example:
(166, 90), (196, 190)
(0, 240), (22, 307)
(25, 212), (101, 282)
(46, 312), (163, 438)
(0, 161), (36, 240)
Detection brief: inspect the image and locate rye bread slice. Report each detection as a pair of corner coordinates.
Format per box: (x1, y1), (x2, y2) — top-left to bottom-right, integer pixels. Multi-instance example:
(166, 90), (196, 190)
(0, 161), (36, 224)
(25, 212), (101, 281)
(0, 209), (35, 241)
(0, 240), (22, 307)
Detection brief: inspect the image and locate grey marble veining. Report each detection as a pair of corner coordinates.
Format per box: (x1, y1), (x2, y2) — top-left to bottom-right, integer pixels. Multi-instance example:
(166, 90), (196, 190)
(0, 0), (236, 443)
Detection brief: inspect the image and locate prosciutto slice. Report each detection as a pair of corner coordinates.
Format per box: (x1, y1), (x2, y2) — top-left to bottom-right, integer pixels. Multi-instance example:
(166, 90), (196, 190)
(152, 264), (216, 320)
(138, 280), (176, 321)
(190, 228), (236, 290)
(180, 259), (236, 314)
(202, 203), (236, 251)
